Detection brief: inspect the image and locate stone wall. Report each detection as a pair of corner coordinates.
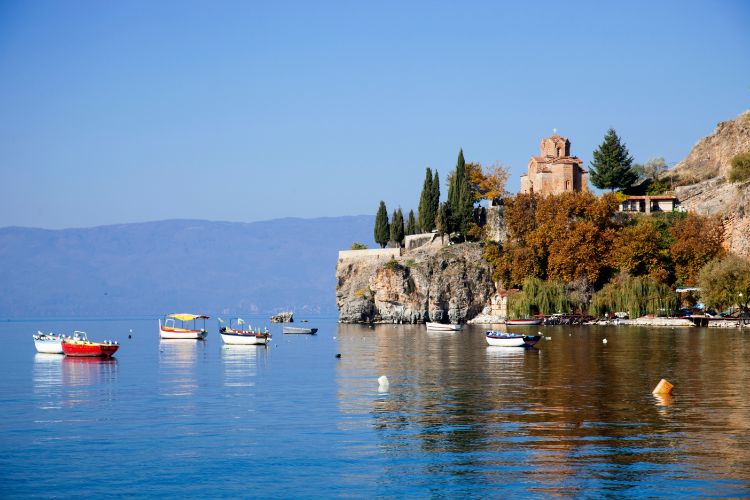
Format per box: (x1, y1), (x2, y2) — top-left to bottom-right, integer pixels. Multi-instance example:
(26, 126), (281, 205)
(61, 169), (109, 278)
(404, 232), (447, 251)
(338, 248), (401, 262)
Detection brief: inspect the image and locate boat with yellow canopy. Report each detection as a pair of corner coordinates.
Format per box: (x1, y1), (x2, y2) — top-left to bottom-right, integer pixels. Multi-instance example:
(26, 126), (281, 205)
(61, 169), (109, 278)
(159, 313), (210, 339)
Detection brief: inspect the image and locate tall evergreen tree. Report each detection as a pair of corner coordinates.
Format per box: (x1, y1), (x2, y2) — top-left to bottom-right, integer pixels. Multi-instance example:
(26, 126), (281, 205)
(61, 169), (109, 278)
(430, 170), (440, 227)
(589, 129), (637, 191)
(406, 209), (417, 236)
(390, 208), (405, 247)
(436, 202), (450, 243)
(447, 149), (474, 240)
(418, 167), (435, 232)
(374, 201), (390, 248)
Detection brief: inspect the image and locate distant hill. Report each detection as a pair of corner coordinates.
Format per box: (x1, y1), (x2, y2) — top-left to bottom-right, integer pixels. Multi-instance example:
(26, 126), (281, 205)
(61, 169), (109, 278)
(0, 216), (375, 318)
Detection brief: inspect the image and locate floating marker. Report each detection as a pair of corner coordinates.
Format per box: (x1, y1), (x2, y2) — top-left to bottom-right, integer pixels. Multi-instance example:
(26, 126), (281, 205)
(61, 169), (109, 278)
(602, 338), (608, 344)
(652, 378), (674, 395)
(378, 375), (389, 392)
(545, 336), (552, 340)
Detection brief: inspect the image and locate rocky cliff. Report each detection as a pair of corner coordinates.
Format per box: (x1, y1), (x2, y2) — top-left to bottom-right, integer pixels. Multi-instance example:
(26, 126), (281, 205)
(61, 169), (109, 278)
(673, 111), (750, 257)
(336, 243), (495, 323)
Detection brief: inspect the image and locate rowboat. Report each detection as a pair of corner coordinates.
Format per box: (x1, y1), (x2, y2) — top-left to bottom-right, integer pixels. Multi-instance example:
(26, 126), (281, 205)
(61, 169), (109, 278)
(33, 331), (66, 354)
(425, 322), (463, 331)
(61, 331), (119, 357)
(219, 318), (271, 345)
(485, 331), (541, 347)
(282, 326), (318, 334)
(505, 318), (543, 326)
(159, 313), (209, 339)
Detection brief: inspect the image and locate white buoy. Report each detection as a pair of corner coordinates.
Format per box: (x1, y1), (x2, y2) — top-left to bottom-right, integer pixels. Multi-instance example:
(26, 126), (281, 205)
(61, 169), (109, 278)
(602, 338), (608, 344)
(378, 375), (389, 392)
(545, 336), (552, 340)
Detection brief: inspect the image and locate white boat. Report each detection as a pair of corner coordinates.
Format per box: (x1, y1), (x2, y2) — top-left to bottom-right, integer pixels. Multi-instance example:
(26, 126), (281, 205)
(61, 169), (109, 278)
(33, 331), (65, 354)
(485, 331), (541, 347)
(159, 313), (209, 339)
(219, 318), (271, 345)
(425, 322), (463, 331)
(282, 326), (318, 334)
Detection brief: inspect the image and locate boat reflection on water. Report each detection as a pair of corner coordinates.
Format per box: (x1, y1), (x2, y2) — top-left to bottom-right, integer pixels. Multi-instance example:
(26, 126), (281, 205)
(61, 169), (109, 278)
(159, 339), (204, 397)
(33, 353), (64, 408)
(61, 356), (118, 386)
(221, 344), (263, 388)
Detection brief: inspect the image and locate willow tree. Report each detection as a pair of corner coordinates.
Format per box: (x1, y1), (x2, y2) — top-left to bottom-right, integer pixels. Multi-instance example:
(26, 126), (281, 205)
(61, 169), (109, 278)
(508, 277), (571, 319)
(590, 274), (677, 319)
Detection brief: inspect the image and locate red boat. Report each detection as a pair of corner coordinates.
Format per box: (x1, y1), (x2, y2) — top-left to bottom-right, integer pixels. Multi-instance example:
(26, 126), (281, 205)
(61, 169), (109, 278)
(61, 331), (119, 358)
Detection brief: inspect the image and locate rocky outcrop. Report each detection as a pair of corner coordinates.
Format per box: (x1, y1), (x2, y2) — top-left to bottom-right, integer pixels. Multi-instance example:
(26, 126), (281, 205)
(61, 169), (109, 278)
(270, 311), (293, 323)
(673, 111), (750, 257)
(336, 243), (495, 323)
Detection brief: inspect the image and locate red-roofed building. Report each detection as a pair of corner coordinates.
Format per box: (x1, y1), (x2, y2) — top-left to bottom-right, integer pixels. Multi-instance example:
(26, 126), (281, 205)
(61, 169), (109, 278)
(520, 134), (588, 195)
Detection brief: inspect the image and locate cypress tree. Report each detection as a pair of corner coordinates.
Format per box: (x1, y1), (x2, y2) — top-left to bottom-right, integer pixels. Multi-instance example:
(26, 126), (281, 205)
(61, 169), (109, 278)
(436, 202), (450, 243)
(430, 170), (440, 228)
(589, 129), (637, 191)
(418, 167), (434, 232)
(374, 201), (390, 248)
(447, 149), (474, 240)
(390, 208), (405, 247)
(406, 210), (417, 236)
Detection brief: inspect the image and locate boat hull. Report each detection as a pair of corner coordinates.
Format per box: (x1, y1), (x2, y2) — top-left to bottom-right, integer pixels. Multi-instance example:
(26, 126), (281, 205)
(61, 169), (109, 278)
(159, 326), (207, 340)
(62, 342), (119, 357)
(282, 327), (318, 334)
(505, 319), (543, 326)
(220, 332), (269, 345)
(485, 332), (541, 347)
(425, 322), (463, 331)
(34, 339), (64, 354)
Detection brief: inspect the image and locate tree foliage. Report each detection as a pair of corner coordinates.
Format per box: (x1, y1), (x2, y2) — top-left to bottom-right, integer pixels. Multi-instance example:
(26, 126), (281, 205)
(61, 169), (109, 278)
(613, 216), (672, 283)
(374, 201), (390, 248)
(508, 277), (571, 319)
(390, 208), (405, 247)
(697, 254), (750, 312)
(670, 213), (724, 285)
(589, 128), (637, 191)
(589, 273), (677, 319)
(406, 209), (417, 236)
(729, 152), (750, 183)
(418, 168), (436, 232)
(430, 170), (440, 227)
(351, 242), (368, 250)
(446, 149), (475, 240)
(435, 202), (449, 243)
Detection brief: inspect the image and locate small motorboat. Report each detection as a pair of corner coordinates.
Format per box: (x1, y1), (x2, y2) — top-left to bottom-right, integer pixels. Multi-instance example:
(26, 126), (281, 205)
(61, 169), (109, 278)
(425, 322), (463, 331)
(505, 318), (543, 326)
(61, 331), (119, 357)
(485, 331), (541, 347)
(282, 326), (318, 334)
(159, 313), (209, 339)
(219, 318), (271, 345)
(33, 331), (66, 354)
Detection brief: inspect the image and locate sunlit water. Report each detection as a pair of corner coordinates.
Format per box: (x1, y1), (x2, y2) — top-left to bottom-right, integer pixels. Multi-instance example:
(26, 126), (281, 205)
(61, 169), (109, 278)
(1, 318), (749, 497)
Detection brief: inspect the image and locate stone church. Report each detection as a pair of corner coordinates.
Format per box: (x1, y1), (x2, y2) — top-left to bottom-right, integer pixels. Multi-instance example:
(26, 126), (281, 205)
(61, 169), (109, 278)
(520, 134), (588, 195)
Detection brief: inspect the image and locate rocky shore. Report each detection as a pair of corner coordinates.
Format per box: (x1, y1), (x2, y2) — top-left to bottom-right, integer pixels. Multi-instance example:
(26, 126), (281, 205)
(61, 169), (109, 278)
(336, 242), (495, 324)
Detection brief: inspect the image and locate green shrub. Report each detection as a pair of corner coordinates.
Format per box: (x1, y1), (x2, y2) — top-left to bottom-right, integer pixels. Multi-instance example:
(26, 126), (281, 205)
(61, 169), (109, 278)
(351, 242), (368, 250)
(729, 152), (750, 183)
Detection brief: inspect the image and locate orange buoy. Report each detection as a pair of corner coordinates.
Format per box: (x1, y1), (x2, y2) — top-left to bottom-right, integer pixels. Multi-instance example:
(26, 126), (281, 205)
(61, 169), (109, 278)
(652, 378), (674, 395)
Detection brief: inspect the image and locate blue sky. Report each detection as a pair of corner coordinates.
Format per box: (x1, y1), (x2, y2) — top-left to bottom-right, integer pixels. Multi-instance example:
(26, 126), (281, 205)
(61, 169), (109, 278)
(1, 0), (748, 229)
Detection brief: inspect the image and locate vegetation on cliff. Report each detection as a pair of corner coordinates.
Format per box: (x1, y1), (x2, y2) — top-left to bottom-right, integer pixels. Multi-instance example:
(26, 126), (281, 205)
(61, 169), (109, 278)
(483, 190), (727, 317)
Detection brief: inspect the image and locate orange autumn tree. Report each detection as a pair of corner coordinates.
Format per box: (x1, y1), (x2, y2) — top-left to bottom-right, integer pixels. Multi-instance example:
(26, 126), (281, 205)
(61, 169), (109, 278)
(613, 216), (671, 283)
(670, 213), (725, 285)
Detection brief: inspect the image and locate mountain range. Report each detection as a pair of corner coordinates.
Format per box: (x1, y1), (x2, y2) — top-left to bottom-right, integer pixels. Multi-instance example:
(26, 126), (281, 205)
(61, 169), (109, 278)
(0, 216), (374, 318)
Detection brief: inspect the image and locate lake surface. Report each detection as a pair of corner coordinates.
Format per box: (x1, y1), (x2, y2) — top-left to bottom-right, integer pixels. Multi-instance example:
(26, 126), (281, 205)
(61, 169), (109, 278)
(1, 318), (749, 497)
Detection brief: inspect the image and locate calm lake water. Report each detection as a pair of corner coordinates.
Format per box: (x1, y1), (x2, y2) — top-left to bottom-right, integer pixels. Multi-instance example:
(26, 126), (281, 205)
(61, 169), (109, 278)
(1, 318), (749, 497)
